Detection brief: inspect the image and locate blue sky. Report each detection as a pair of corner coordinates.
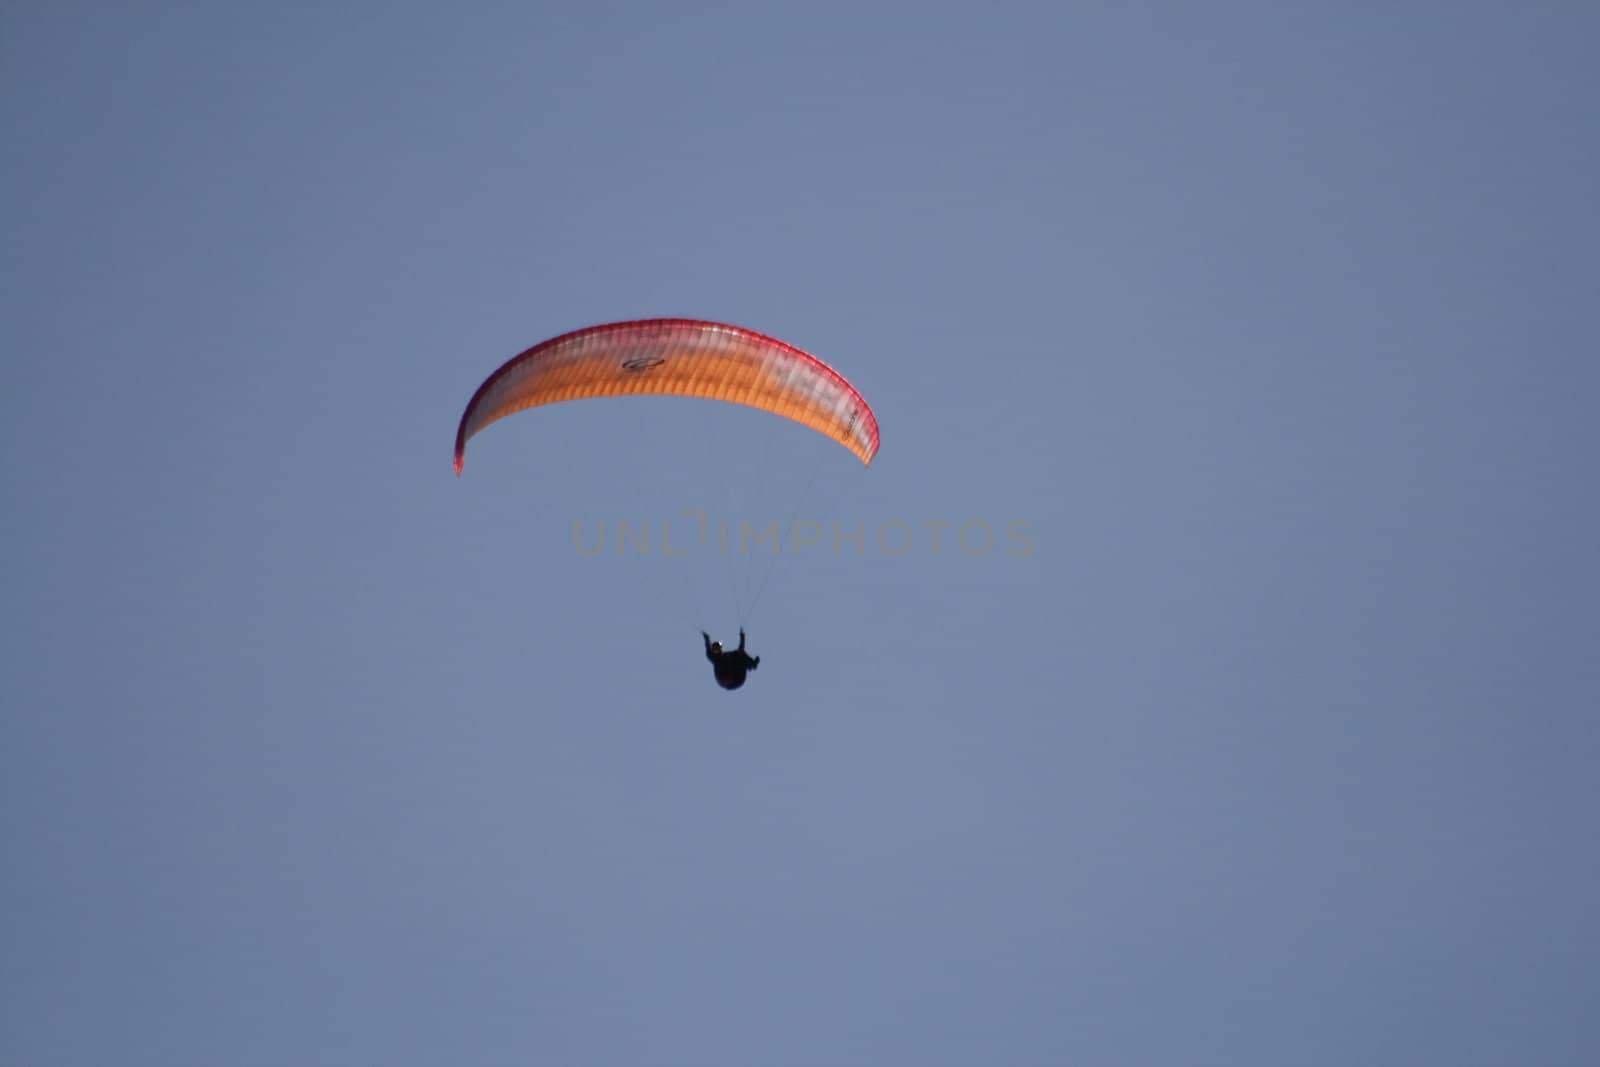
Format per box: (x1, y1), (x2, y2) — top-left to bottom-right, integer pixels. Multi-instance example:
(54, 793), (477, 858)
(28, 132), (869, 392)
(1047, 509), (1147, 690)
(4, 3), (1597, 1064)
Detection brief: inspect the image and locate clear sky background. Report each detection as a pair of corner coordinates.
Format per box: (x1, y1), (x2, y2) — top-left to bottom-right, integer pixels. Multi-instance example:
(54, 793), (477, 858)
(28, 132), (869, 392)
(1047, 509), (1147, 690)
(4, 3), (1597, 1065)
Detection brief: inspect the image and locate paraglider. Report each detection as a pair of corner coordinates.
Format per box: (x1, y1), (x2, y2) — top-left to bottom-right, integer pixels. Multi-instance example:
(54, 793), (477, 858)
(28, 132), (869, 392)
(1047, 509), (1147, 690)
(453, 318), (879, 692)
(703, 629), (760, 690)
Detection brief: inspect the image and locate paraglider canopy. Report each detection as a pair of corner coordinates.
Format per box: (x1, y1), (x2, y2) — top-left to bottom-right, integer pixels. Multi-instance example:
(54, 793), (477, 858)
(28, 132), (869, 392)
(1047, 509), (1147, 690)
(453, 319), (880, 474)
